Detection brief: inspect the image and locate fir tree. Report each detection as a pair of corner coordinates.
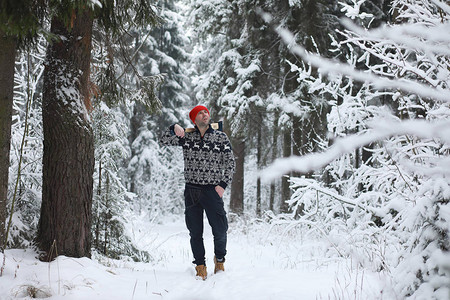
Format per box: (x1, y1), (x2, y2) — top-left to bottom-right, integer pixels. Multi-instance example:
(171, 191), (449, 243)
(125, 0), (191, 217)
(38, 0), (161, 260)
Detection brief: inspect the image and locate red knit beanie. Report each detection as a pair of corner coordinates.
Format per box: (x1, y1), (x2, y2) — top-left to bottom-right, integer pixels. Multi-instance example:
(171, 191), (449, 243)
(189, 105), (210, 124)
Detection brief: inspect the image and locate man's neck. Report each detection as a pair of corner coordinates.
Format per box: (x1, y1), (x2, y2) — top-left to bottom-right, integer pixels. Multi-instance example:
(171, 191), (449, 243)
(198, 124), (209, 137)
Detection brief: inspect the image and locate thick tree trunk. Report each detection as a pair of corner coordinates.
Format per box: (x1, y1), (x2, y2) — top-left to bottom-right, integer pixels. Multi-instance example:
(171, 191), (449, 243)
(230, 136), (245, 215)
(37, 8), (94, 260)
(0, 32), (16, 249)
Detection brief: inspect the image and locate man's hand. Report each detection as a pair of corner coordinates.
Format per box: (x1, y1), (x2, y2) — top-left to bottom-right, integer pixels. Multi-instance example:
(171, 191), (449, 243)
(215, 185), (225, 198)
(174, 124), (185, 138)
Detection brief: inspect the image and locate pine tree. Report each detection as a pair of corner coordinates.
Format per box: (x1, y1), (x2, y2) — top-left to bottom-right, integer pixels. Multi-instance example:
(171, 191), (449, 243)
(0, 29), (16, 252)
(146, 0), (191, 131)
(124, 0), (191, 217)
(91, 103), (152, 261)
(38, 0), (161, 260)
(38, 2), (96, 259)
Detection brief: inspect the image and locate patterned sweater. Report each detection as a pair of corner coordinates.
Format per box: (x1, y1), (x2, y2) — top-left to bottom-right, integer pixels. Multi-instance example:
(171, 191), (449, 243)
(159, 124), (236, 189)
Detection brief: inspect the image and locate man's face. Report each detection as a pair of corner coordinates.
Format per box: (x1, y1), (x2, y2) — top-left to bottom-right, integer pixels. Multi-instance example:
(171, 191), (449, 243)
(195, 109), (210, 127)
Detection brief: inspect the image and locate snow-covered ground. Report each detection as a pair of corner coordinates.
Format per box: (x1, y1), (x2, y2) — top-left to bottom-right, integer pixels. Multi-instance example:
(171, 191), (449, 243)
(0, 218), (387, 299)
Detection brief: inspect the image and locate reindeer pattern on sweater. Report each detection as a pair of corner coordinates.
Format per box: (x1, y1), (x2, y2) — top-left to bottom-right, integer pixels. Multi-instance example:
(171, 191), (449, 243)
(159, 124), (235, 189)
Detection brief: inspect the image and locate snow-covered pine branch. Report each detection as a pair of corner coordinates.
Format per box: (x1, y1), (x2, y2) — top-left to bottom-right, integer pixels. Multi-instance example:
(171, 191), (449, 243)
(262, 118), (450, 181)
(272, 21), (450, 102)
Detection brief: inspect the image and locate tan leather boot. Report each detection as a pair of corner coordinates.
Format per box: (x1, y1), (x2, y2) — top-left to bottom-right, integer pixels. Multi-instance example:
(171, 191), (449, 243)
(214, 256), (225, 273)
(195, 265), (207, 280)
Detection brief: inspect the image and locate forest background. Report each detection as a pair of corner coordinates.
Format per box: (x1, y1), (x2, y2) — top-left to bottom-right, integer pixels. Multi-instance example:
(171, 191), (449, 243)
(0, 0), (449, 299)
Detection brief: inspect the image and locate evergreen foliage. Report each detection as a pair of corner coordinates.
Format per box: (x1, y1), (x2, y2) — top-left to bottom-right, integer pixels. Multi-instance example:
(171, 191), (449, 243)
(123, 0), (191, 219)
(0, 0), (46, 45)
(91, 0), (164, 112)
(92, 102), (152, 261)
(143, 0), (191, 130)
(6, 40), (46, 248)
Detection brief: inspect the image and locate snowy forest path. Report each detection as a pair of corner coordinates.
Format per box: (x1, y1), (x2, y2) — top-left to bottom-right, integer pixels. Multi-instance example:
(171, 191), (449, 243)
(0, 219), (384, 299)
(125, 218), (383, 299)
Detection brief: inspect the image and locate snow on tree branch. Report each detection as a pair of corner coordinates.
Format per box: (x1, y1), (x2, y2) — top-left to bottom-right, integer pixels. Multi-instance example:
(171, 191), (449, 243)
(261, 119), (450, 181)
(275, 26), (450, 102)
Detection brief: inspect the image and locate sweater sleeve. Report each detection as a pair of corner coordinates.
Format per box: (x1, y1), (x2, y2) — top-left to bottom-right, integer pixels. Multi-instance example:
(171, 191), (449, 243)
(159, 124), (184, 147)
(218, 133), (236, 189)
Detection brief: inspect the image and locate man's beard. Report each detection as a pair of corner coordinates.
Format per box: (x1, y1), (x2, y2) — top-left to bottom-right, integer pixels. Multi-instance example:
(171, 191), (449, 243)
(196, 119), (210, 128)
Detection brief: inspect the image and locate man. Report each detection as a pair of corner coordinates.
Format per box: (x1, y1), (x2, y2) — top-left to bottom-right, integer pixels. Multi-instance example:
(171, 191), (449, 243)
(159, 105), (236, 280)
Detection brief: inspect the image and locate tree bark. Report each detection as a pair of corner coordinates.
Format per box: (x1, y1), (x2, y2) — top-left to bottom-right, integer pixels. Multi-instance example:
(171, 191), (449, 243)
(292, 116), (302, 166)
(292, 116), (305, 217)
(269, 111), (279, 212)
(229, 135), (245, 215)
(0, 31), (16, 249)
(37, 8), (95, 260)
(256, 119), (262, 217)
(280, 126), (291, 213)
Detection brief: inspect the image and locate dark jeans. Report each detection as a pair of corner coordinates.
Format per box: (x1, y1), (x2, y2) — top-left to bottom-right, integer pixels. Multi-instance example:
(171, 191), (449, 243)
(184, 184), (228, 266)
